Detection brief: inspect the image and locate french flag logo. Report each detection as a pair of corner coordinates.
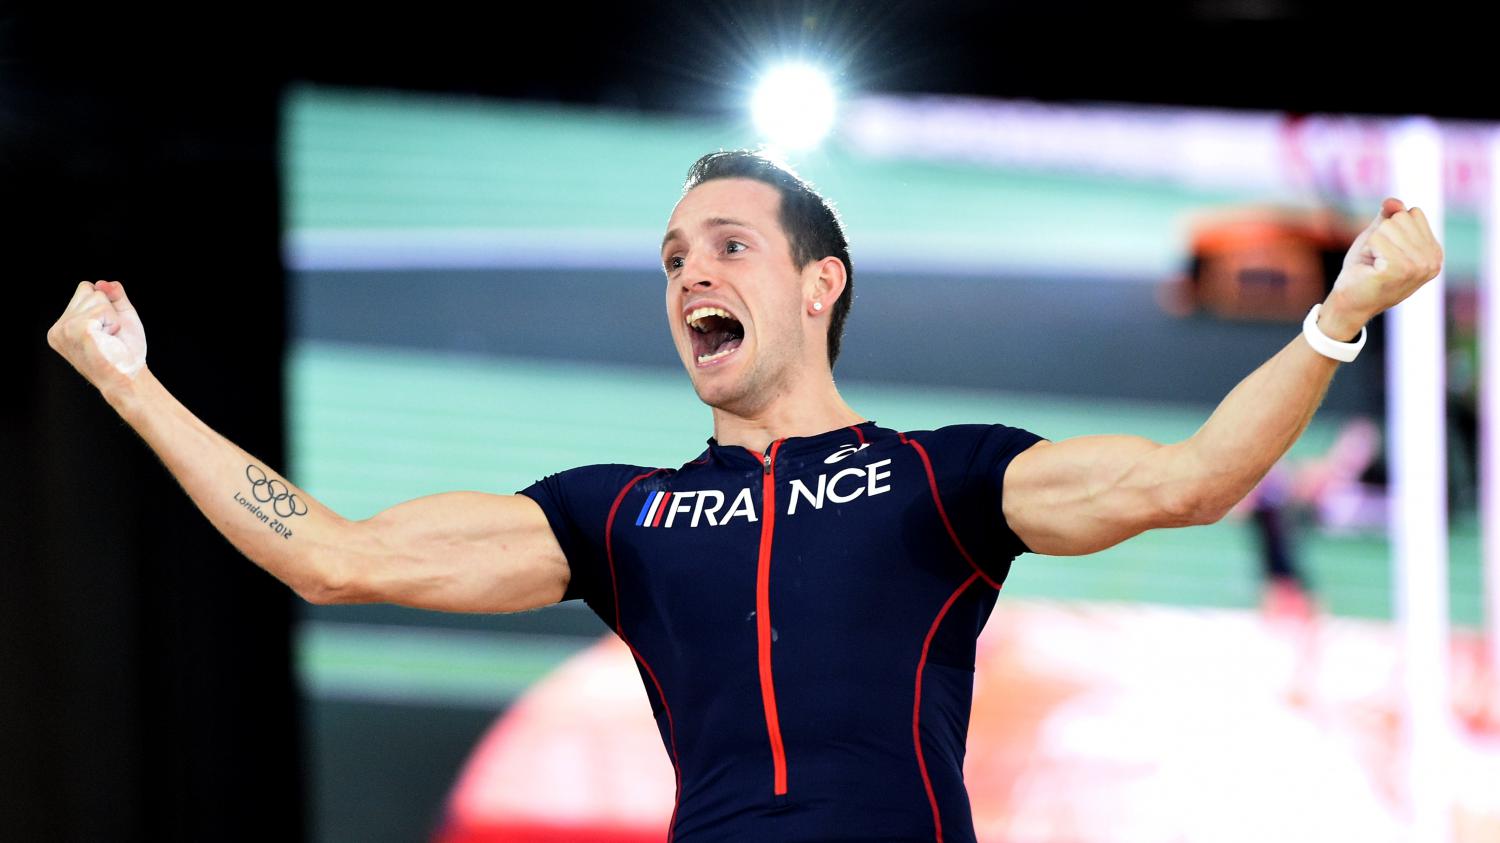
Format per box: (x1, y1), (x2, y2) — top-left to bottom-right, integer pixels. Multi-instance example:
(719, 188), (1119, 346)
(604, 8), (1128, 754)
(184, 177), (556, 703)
(635, 491), (673, 528)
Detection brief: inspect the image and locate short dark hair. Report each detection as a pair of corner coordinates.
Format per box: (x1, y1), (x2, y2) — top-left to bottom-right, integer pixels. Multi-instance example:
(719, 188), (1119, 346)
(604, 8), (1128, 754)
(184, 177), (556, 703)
(682, 150), (854, 369)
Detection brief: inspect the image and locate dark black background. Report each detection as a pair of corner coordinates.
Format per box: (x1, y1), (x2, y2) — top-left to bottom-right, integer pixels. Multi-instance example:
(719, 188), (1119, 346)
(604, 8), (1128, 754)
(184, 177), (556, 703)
(3, 4), (1489, 125)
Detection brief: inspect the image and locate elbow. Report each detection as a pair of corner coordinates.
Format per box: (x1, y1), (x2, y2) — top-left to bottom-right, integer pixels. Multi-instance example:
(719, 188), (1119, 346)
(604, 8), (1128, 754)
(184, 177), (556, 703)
(295, 556), (364, 606)
(1158, 483), (1233, 528)
(294, 577), (340, 606)
(299, 516), (384, 605)
(1192, 500), (1234, 527)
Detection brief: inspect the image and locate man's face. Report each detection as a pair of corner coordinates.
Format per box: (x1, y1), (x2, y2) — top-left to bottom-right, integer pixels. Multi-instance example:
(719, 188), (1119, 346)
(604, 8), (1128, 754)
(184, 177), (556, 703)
(661, 178), (811, 415)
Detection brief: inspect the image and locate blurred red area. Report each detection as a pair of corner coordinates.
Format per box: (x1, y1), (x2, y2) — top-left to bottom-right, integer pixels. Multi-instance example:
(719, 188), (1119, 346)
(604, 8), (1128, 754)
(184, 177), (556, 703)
(436, 601), (1500, 842)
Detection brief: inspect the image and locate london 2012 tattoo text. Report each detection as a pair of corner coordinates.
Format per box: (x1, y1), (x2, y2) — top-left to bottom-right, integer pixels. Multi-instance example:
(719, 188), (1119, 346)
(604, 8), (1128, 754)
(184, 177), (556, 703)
(234, 463), (308, 539)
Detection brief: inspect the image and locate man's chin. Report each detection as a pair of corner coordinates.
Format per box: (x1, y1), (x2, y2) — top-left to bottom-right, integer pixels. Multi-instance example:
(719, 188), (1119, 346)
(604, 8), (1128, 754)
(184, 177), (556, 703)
(689, 369), (757, 414)
(690, 379), (740, 411)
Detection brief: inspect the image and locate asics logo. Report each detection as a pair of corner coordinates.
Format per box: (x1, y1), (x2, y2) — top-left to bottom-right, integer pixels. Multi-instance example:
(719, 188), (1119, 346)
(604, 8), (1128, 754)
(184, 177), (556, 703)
(824, 443), (870, 464)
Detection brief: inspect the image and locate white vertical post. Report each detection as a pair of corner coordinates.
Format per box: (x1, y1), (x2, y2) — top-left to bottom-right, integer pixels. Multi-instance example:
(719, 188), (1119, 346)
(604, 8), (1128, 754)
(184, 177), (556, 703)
(1386, 116), (1451, 843)
(1484, 130), (1500, 704)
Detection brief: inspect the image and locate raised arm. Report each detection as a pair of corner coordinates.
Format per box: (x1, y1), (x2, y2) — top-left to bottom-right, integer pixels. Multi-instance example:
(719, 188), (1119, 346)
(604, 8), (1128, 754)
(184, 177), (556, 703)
(46, 280), (569, 612)
(1003, 198), (1443, 556)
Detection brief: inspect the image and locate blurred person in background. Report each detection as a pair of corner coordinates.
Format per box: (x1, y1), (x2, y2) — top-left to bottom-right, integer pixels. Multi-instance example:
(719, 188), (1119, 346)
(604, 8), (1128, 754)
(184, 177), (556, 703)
(1171, 208), (1482, 615)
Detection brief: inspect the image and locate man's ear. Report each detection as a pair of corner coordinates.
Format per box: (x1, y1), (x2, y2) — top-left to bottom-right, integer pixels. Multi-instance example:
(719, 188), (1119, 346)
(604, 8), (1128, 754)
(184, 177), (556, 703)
(808, 255), (847, 304)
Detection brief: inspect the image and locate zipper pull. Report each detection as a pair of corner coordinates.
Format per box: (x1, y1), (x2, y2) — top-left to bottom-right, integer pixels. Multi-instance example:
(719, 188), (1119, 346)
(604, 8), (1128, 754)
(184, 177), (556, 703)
(763, 453), (773, 474)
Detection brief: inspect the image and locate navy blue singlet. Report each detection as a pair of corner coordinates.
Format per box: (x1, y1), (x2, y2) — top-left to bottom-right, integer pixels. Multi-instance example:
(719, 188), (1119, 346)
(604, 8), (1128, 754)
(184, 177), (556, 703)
(518, 420), (1044, 843)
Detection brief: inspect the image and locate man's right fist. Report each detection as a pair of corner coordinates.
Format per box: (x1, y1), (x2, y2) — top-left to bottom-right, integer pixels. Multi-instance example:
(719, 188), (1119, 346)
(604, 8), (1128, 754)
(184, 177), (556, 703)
(46, 280), (149, 389)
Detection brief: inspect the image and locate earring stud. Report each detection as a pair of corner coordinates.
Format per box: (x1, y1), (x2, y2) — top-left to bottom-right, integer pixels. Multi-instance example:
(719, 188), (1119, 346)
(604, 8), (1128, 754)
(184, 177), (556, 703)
(813, 301), (824, 311)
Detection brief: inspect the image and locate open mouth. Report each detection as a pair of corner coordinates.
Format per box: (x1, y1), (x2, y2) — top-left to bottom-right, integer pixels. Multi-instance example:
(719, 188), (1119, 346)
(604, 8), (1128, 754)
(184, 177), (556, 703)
(685, 306), (745, 366)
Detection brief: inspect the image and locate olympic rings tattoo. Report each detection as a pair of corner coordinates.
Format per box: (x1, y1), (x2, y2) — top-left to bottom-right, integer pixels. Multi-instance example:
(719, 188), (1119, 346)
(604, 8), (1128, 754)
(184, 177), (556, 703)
(245, 464), (309, 518)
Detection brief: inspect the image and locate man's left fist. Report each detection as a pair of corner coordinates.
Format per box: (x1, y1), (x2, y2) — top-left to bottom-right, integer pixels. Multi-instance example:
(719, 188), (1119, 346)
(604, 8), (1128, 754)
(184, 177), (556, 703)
(1326, 197), (1444, 332)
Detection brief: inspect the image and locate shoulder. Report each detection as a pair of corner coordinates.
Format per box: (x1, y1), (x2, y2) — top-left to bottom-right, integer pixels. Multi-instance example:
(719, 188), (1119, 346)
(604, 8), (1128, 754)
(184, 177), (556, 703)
(899, 422), (1046, 457)
(546, 462), (666, 483)
(895, 423), (1048, 500)
(518, 463), (668, 505)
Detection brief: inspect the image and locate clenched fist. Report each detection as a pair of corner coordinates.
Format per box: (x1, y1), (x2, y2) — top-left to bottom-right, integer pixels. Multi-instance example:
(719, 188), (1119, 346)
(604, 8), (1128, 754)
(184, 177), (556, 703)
(1322, 198), (1445, 336)
(46, 280), (148, 390)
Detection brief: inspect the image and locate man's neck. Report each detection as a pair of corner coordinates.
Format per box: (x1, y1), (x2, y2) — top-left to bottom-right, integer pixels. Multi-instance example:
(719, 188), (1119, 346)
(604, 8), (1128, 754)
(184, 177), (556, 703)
(709, 384), (866, 453)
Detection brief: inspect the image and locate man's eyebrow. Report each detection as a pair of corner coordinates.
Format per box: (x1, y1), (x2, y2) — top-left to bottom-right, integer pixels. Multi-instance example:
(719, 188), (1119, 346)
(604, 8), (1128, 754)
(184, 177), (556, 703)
(706, 217), (753, 230)
(660, 218), (757, 252)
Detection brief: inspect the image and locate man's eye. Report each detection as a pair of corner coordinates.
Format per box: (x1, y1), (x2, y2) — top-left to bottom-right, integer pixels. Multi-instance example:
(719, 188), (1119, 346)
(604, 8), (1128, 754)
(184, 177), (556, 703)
(725, 241), (746, 254)
(666, 256), (684, 271)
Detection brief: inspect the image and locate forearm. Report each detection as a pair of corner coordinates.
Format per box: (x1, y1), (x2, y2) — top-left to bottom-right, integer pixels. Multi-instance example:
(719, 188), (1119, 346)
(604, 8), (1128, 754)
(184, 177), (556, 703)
(104, 367), (356, 602)
(1168, 300), (1365, 520)
(1008, 200), (1439, 553)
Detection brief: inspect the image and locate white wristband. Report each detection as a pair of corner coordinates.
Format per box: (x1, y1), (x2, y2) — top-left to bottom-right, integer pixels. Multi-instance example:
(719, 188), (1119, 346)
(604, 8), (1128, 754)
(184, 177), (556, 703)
(1302, 303), (1367, 363)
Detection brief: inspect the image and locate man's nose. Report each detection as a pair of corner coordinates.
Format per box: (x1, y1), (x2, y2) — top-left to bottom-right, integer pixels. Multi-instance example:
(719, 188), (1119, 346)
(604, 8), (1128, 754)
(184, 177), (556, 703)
(679, 258), (717, 293)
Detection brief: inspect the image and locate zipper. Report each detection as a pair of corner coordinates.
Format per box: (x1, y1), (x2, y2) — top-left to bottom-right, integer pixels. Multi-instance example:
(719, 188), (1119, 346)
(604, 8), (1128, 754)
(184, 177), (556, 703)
(752, 439), (789, 800)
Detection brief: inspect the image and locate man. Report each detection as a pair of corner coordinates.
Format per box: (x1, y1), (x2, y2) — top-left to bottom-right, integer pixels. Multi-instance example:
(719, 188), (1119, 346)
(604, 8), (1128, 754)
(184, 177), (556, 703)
(48, 150), (1442, 842)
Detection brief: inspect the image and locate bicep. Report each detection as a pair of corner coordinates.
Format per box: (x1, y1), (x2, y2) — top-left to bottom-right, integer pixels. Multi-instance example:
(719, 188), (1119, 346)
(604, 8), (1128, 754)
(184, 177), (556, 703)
(338, 491), (571, 613)
(1003, 434), (1190, 556)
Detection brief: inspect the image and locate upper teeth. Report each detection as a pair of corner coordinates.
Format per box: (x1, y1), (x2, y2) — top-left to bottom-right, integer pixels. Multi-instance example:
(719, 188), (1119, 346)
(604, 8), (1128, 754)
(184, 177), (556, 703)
(686, 306), (734, 332)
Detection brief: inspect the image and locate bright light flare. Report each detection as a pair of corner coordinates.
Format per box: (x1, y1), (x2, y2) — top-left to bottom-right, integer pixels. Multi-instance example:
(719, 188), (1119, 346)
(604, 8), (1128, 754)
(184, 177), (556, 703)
(751, 64), (836, 151)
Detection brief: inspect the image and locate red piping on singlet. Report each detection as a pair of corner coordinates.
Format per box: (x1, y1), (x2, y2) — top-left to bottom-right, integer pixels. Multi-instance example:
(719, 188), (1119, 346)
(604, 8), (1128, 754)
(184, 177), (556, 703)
(899, 430), (1005, 841)
(604, 470), (683, 841)
(898, 432), (1002, 591)
(912, 571), (981, 843)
